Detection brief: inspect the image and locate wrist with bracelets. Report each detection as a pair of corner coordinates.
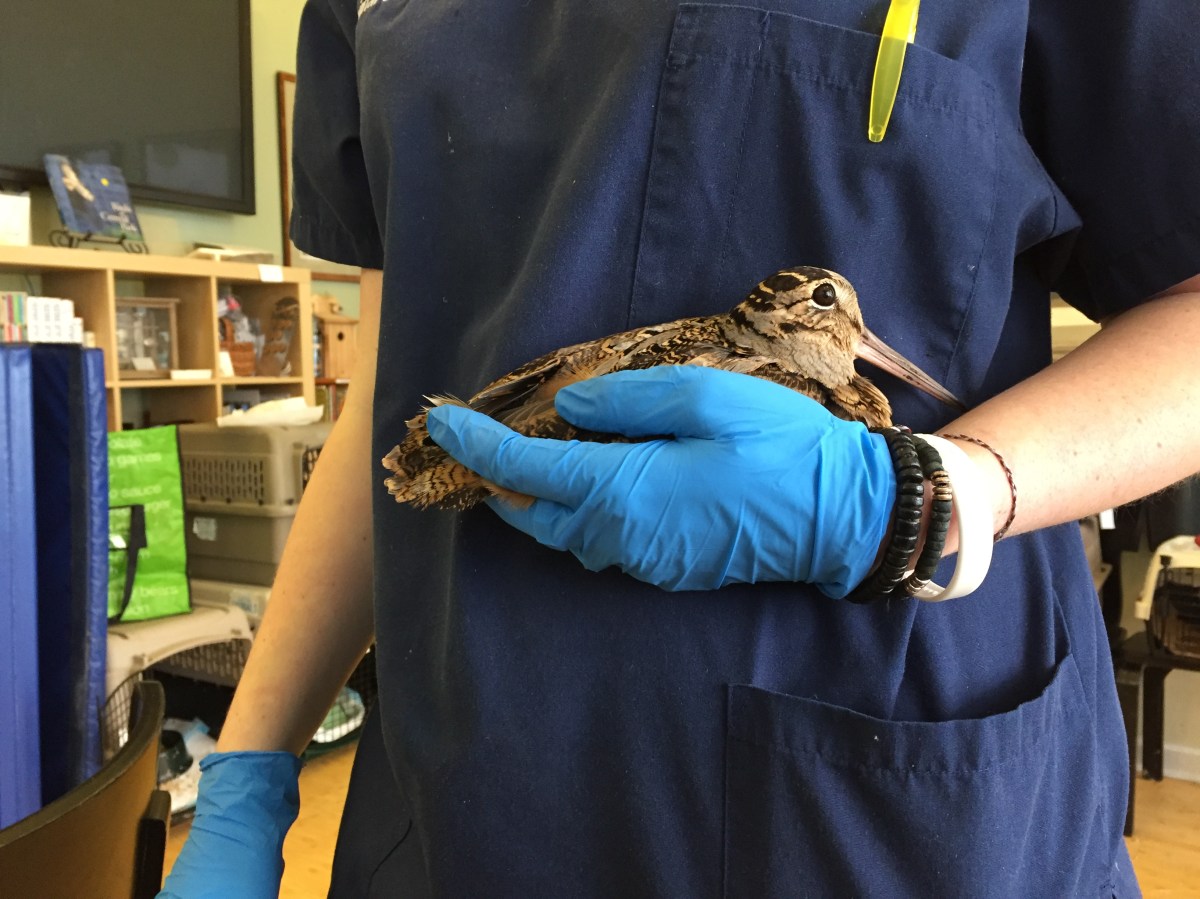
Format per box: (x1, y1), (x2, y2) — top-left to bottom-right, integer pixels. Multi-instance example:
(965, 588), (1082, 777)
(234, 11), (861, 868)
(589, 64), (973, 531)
(846, 426), (994, 604)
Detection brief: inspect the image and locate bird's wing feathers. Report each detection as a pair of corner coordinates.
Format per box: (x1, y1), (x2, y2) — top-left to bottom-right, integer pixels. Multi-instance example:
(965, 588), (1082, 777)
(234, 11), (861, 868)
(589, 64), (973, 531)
(736, 363), (833, 407)
(382, 310), (893, 509)
(466, 317), (718, 417)
(747, 367), (891, 427)
(828, 375), (892, 428)
(467, 343), (590, 417)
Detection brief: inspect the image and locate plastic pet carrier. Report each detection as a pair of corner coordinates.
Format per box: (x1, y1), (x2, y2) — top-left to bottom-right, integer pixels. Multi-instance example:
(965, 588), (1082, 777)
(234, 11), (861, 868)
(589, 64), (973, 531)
(1136, 535), (1200, 659)
(177, 422), (331, 585)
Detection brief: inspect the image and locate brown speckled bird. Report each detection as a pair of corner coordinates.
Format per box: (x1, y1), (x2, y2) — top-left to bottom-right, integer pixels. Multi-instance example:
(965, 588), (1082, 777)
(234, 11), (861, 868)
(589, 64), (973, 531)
(382, 266), (961, 510)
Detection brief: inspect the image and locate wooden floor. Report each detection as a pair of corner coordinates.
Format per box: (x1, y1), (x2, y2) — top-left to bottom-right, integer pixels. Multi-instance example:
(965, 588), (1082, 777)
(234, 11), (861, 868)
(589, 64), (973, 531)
(1127, 777), (1200, 896)
(166, 746), (1200, 896)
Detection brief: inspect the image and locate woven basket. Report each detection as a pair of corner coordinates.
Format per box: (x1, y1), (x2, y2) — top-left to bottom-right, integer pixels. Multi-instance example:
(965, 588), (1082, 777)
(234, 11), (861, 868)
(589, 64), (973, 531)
(219, 318), (256, 376)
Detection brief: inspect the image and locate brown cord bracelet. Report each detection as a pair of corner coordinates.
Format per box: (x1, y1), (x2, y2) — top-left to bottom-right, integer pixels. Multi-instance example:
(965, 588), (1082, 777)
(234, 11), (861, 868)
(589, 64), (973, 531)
(939, 433), (1017, 541)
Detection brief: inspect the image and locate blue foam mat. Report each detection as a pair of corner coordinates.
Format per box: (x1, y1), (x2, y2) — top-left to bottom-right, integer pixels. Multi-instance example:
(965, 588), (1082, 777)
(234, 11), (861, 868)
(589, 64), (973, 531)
(0, 346), (39, 829)
(31, 346), (108, 806)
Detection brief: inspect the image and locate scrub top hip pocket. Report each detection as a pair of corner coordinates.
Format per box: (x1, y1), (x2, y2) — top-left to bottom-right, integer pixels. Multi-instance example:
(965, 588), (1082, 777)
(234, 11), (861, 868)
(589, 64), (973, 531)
(723, 652), (1116, 898)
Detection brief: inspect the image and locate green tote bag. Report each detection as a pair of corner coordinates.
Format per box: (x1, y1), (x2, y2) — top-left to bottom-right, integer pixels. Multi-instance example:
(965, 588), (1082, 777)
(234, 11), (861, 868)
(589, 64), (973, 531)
(107, 425), (191, 622)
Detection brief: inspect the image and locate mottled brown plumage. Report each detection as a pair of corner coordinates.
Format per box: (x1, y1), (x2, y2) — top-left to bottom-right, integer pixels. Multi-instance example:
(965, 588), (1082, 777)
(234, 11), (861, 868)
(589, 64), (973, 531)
(382, 266), (959, 510)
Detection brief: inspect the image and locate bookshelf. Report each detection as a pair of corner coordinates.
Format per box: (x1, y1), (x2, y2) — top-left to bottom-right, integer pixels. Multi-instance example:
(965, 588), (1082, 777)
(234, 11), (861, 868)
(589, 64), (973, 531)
(0, 245), (313, 430)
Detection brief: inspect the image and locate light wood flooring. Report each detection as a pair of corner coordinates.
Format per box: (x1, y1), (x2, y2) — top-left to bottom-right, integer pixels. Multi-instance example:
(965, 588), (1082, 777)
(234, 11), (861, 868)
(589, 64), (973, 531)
(165, 745), (1200, 896)
(1127, 777), (1200, 896)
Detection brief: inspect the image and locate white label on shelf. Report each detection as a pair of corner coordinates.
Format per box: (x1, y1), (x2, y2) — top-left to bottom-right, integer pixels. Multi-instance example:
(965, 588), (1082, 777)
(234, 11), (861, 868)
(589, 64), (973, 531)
(192, 517), (218, 542)
(258, 264), (284, 283)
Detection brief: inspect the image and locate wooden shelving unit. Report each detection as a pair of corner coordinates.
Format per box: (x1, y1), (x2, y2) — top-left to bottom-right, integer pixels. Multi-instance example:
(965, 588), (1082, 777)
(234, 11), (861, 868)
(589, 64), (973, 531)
(0, 245), (313, 430)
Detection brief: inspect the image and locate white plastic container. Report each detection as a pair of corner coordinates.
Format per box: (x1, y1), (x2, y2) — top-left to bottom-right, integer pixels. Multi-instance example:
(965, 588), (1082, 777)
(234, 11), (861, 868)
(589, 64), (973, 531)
(189, 578), (271, 629)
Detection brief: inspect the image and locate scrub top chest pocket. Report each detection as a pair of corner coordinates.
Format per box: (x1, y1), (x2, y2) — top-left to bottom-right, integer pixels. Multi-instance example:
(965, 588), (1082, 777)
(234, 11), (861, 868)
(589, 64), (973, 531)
(631, 5), (999, 428)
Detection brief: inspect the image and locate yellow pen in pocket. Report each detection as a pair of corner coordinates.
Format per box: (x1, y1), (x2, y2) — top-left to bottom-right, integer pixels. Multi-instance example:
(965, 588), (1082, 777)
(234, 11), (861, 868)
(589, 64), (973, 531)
(869, 0), (920, 142)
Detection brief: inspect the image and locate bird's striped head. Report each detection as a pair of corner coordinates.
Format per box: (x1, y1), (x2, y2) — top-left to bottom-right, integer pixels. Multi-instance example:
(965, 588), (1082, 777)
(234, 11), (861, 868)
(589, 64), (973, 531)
(725, 267), (864, 384)
(725, 266), (963, 408)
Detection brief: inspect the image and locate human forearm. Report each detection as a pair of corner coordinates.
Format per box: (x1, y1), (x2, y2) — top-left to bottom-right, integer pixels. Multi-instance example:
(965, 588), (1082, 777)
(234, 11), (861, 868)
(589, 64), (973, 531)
(218, 271), (383, 755)
(216, 402), (376, 754)
(940, 286), (1200, 545)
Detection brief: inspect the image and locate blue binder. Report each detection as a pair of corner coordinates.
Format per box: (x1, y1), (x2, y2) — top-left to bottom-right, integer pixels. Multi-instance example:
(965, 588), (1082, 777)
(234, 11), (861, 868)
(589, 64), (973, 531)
(0, 346), (39, 829)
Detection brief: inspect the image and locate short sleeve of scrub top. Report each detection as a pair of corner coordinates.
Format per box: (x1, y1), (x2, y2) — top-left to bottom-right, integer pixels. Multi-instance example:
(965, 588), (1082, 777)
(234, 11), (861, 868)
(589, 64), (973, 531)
(1023, 0), (1200, 319)
(289, 0), (382, 270)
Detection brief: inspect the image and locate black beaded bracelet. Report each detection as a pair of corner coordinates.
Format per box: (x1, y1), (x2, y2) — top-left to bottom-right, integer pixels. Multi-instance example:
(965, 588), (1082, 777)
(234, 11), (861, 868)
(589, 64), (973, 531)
(904, 434), (953, 596)
(844, 427), (924, 603)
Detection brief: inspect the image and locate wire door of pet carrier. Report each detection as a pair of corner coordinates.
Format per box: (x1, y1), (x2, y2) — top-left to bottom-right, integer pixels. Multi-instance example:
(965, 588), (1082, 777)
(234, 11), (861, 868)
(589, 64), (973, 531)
(102, 602), (254, 760)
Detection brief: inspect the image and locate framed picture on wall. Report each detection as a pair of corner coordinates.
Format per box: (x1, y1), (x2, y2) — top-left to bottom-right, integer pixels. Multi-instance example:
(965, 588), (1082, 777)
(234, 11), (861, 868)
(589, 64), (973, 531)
(277, 72), (361, 282)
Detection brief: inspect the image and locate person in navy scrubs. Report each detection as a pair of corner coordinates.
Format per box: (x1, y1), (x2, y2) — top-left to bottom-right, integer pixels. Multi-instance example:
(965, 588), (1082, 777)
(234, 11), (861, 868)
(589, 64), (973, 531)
(162, 2), (1200, 896)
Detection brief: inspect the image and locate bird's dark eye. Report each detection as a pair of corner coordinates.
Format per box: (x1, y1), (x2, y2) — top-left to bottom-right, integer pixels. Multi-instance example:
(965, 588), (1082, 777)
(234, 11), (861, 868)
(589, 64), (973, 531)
(810, 283), (838, 309)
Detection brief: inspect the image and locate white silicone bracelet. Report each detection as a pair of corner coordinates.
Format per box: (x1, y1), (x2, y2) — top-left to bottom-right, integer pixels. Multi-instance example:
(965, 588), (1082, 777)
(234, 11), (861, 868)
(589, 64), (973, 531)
(907, 434), (994, 602)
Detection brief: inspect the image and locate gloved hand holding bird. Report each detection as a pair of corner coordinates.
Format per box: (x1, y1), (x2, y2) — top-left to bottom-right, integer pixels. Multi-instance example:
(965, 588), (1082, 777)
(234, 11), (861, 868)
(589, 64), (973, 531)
(383, 266), (961, 510)
(380, 267), (968, 598)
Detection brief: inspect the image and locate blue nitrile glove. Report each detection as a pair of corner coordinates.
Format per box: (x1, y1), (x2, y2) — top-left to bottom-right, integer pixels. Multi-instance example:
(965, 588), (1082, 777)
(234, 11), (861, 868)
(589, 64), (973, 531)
(158, 751), (302, 899)
(425, 366), (897, 598)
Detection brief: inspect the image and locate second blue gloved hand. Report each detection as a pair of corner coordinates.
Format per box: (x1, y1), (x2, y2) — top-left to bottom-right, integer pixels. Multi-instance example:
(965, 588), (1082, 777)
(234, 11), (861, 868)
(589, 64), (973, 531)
(158, 750), (302, 899)
(425, 366), (896, 598)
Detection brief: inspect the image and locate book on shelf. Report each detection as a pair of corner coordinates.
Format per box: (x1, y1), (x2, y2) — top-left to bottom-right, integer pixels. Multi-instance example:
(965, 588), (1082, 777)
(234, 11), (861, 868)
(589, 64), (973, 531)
(43, 154), (144, 240)
(1, 292), (84, 344)
(1, 292), (27, 342)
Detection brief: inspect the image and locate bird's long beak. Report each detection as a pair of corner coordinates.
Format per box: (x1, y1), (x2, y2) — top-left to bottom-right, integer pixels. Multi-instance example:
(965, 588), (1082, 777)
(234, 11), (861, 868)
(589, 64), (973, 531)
(856, 327), (964, 410)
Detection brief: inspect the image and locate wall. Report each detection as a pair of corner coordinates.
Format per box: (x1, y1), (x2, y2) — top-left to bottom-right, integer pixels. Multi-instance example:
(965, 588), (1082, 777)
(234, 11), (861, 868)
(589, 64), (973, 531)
(24, 0), (360, 316)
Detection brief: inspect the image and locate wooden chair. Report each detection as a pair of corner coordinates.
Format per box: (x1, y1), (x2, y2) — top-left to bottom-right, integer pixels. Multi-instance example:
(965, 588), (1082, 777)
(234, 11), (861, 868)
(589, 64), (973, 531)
(0, 681), (171, 898)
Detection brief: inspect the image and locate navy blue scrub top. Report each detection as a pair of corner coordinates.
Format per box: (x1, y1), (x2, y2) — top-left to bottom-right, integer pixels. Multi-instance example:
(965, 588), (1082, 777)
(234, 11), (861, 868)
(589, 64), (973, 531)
(291, 1), (1199, 895)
